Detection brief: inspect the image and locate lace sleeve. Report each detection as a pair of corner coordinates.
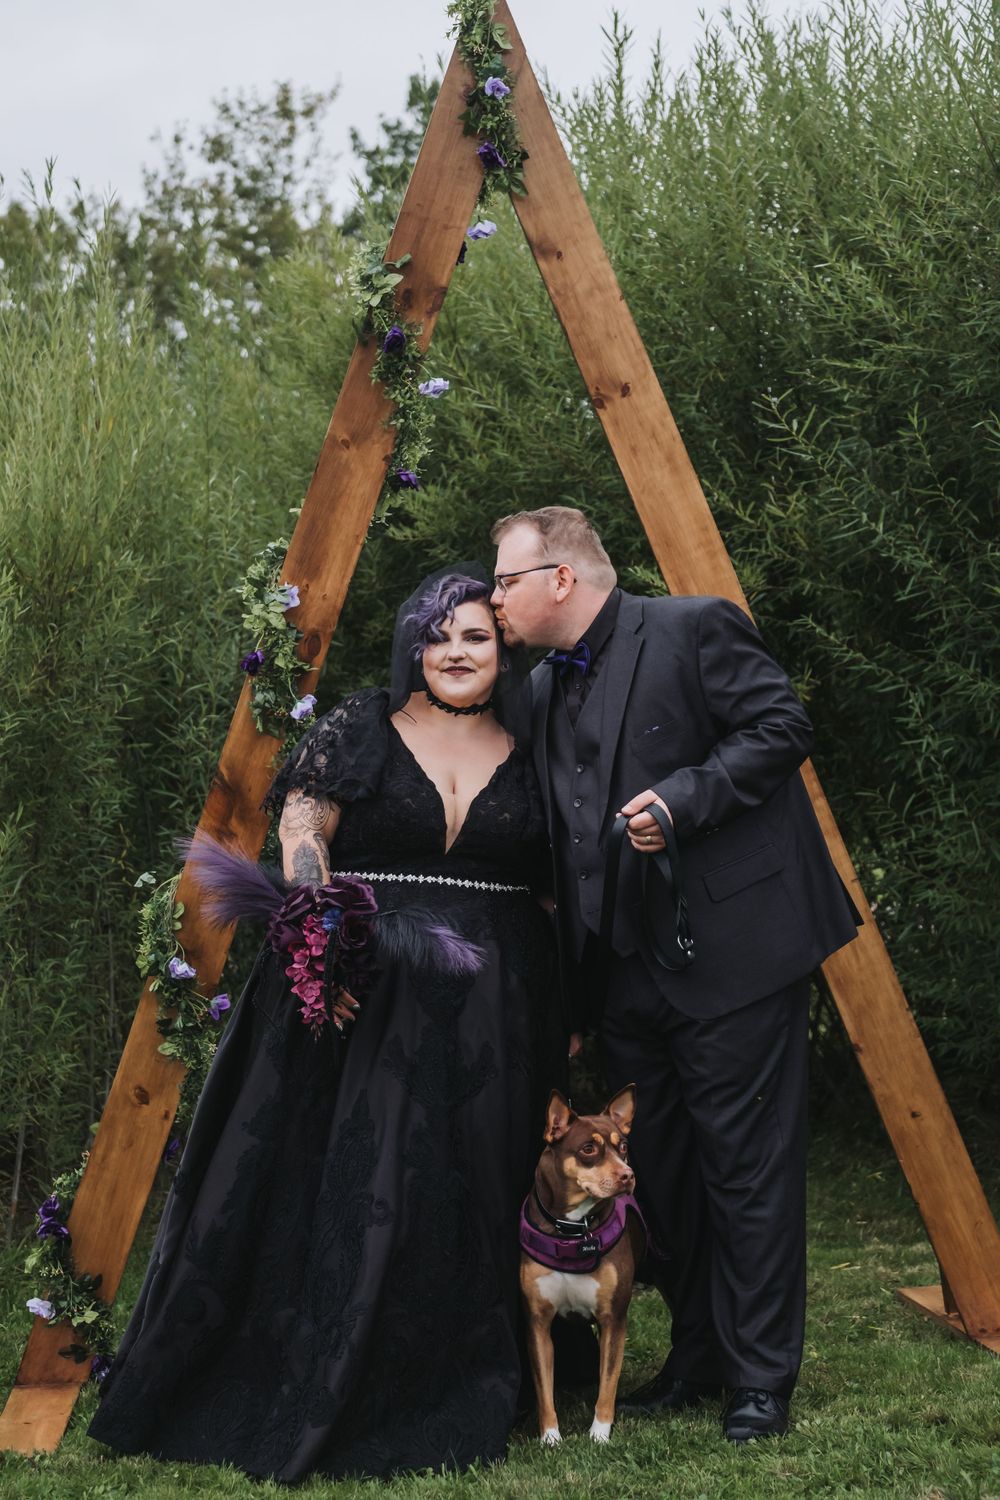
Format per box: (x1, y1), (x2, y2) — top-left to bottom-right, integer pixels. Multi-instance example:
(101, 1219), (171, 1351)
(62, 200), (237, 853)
(262, 687), (390, 817)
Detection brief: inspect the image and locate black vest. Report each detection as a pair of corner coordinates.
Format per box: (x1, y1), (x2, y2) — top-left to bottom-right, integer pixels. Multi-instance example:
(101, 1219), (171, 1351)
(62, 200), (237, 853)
(547, 669), (610, 961)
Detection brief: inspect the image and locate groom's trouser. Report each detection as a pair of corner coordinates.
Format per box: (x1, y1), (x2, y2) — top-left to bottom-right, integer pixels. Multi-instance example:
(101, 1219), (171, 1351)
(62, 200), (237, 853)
(600, 951), (810, 1398)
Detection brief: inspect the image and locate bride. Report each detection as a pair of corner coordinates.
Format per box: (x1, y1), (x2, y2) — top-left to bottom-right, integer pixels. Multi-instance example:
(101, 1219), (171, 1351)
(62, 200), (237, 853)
(88, 567), (566, 1481)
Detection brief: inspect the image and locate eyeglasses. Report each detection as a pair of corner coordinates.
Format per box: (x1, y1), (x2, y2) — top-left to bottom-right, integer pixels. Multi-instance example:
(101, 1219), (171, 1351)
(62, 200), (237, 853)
(492, 564), (558, 595)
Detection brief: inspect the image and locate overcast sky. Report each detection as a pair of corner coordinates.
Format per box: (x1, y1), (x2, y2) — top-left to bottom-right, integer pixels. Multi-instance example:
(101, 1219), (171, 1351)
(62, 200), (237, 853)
(2, 0), (809, 214)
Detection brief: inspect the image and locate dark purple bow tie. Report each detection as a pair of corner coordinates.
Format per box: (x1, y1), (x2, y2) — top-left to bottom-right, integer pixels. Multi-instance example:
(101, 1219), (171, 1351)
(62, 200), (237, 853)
(543, 641), (592, 678)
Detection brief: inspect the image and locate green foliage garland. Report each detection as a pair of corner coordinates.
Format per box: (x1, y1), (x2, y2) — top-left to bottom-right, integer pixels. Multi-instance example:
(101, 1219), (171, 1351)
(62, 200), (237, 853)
(447, 0), (528, 205)
(237, 536), (310, 738)
(23, 1159), (117, 1373)
(349, 245), (441, 518)
(23, 870), (230, 1368)
(135, 872), (228, 1105)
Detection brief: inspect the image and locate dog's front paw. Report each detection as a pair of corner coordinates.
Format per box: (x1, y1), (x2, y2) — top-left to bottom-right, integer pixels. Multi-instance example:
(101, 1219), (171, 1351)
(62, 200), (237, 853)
(540, 1427), (562, 1446)
(589, 1418), (612, 1443)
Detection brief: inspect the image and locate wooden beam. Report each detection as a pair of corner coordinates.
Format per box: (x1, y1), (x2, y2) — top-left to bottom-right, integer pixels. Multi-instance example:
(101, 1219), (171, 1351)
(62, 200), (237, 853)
(0, 40), (484, 1457)
(494, 0), (1000, 1344)
(897, 1287), (1000, 1357)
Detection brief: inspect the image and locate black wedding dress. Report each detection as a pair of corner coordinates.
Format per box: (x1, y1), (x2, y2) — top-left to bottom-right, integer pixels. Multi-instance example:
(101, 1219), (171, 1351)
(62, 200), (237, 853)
(88, 688), (564, 1482)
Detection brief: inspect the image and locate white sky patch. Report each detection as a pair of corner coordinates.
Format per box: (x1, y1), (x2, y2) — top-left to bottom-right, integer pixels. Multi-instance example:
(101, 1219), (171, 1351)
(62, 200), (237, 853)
(1, 0), (809, 214)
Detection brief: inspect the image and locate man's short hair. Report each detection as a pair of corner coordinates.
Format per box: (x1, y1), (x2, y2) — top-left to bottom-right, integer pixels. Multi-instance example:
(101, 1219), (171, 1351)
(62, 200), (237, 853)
(491, 506), (617, 590)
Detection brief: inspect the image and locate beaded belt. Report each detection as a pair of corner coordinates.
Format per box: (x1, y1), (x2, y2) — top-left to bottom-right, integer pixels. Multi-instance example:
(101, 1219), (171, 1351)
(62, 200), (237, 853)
(333, 870), (530, 894)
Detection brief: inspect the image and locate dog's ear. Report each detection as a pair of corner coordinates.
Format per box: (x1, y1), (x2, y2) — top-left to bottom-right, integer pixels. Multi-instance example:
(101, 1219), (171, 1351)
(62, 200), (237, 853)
(603, 1084), (637, 1136)
(544, 1089), (577, 1143)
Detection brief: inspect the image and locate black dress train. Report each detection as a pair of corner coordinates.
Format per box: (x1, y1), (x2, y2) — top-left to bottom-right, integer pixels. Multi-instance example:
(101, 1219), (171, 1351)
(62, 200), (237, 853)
(88, 689), (564, 1482)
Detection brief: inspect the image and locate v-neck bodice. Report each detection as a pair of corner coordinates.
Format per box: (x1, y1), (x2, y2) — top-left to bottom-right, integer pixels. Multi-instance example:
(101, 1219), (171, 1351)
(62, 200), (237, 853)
(387, 722), (512, 856)
(329, 707), (549, 888)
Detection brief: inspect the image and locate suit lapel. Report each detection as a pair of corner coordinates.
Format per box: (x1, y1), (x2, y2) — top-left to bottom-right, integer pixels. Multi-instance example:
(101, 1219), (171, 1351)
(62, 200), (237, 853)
(598, 593), (644, 818)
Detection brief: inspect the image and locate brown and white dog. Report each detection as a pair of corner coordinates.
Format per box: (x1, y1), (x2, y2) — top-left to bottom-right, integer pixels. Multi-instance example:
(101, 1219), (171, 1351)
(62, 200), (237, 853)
(519, 1086), (644, 1444)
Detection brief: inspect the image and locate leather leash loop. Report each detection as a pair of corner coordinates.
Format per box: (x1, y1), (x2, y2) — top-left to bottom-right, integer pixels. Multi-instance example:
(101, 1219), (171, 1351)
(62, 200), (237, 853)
(599, 807), (695, 973)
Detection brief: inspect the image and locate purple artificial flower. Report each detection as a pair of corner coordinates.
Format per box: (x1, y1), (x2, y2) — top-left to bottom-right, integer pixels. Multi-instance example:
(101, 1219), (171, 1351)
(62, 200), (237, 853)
(467, 220), (498, 241)
(477, 140), (507, 171)
(418, 378), (450, 398)
(36, 1195), (69, 1241)
(26, 1298), (55, 1321)
(168, 956), (197, 981)
(484, 76), (511, 99)
(321, 908), (343, 933)
(395, 470), (421, 490)
(240, 648), (266, 675)
(90, 1354), (113, 1383)
(209, 992), (231, 1021)
(163, 1135), (183, 1164)
(382, 324), (406, 354)
(290, 693), (317, 721)
(277, 583), (300, 610)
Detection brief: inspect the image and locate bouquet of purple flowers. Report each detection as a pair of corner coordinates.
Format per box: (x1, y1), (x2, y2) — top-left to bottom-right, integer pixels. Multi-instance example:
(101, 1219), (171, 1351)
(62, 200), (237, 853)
(182, 835), (484, 1039)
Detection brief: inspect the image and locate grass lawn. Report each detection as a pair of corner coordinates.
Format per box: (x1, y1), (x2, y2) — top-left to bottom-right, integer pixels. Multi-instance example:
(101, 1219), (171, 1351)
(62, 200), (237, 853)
(2, 1113), (998, 1499)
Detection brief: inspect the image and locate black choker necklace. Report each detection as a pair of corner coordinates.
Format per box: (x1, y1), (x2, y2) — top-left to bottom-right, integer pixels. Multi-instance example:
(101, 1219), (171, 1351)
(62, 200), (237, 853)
(425, 687), (493, 717)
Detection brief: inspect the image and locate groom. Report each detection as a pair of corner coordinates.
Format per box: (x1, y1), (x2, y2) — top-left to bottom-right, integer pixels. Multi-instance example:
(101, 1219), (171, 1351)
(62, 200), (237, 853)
(490, 506), (859, 1443)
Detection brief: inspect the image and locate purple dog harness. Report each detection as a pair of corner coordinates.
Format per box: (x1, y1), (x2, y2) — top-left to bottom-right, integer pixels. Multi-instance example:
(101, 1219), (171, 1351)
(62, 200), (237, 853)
(519, 1192), (647, 1274)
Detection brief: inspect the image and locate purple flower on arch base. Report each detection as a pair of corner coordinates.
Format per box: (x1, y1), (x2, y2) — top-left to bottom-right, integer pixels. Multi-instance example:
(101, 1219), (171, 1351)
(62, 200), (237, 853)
(382, 324), (406, 354)
(484, 76), (511, 99)
(168, 956), (197, 981)
(36, 1194), (70, 1241)
(395, 470), (421, 491)
(240, 648), (266, 676)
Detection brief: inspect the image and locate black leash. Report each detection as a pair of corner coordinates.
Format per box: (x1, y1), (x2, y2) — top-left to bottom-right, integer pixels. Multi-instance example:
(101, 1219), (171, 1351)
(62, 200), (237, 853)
(599, 805), (695, 973)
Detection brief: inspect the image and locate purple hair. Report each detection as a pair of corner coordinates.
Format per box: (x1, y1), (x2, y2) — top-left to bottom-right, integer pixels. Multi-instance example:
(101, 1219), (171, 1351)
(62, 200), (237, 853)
(404, 574), (494, 660)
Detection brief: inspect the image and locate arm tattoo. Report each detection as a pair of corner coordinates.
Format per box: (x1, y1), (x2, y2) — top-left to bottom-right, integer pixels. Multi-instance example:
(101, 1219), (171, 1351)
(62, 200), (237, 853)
(290, 833), (329, 887)
(281, 790), (334, 835)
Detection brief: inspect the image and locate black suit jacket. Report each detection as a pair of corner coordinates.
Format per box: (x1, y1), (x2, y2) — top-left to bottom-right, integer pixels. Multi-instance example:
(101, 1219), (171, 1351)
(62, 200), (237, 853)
(531, 592), (860, 1025)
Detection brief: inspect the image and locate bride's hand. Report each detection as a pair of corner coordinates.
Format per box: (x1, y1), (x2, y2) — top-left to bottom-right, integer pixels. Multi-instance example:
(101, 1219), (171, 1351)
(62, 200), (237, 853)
(332, 988), (361, 1031)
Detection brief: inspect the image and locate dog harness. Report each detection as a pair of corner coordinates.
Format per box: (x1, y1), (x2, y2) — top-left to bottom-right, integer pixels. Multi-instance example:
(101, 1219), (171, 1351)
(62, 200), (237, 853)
(519, 1192), (647, 1274)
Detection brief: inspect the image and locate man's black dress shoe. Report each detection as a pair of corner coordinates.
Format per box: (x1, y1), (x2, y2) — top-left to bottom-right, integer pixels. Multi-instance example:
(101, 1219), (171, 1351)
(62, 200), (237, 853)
(723, 1387), (789, 1443)
(616, 1373), (722, 1417)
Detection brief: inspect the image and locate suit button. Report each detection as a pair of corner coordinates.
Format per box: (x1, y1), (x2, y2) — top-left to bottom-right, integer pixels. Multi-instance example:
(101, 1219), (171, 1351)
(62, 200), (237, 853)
(573, 797), (582, 808)
(579, 870), (589, 880)
(576, 763), (584, 774)
(573, 835), (582, 845)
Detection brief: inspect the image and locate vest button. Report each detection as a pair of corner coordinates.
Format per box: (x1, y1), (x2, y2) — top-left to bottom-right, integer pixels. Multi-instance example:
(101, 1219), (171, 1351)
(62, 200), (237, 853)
(573, 835), (582, 845)
(573, 797), (582, 808)
(579, 870), (589, 880)
(576, 763), (584, 773)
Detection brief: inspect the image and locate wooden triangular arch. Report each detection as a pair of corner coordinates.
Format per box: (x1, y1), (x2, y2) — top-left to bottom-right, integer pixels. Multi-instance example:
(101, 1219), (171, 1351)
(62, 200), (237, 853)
(3, 0), (998, 1455)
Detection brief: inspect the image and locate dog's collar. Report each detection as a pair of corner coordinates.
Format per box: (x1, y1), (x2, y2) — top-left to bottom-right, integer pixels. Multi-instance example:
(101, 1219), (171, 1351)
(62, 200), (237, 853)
(531, 1187), (606, 1238)
(520, 1191), (646, 1273)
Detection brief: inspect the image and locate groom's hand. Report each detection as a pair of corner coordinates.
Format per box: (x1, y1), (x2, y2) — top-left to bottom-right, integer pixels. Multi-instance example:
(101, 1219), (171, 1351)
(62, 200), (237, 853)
(620, 789), (673, 854)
